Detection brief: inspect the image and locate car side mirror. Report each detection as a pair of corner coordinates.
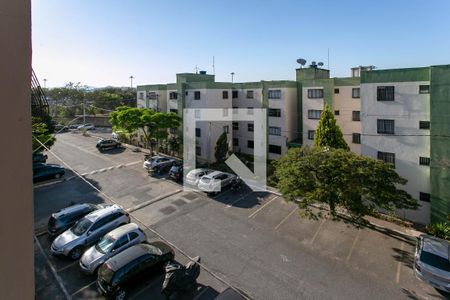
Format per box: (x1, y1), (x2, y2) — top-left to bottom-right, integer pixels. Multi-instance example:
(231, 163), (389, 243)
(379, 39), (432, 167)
(86, 231), (92, 236)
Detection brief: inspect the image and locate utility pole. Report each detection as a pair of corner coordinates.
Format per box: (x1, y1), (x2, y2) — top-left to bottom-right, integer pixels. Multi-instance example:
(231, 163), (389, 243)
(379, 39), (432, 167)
(129, 75), (134, 88)
(83, 99), (86, 124)
(231, 72), (235, 83)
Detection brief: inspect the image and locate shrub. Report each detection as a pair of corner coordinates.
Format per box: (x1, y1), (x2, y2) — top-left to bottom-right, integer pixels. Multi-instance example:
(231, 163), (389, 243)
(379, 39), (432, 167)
(426, 222), (450, 240)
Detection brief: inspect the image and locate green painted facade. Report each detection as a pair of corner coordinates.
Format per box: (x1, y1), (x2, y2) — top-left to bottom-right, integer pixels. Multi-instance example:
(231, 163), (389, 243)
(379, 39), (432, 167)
(360, 67), (430, 83)
(430, 65), (450, 223)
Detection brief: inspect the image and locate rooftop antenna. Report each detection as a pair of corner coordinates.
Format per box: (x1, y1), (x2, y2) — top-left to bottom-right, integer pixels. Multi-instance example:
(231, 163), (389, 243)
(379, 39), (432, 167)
(194, 65), (199, 74)
(327, 48), (330, 70)
(296, 58), (307, 68)
(212, 56), (215, 75)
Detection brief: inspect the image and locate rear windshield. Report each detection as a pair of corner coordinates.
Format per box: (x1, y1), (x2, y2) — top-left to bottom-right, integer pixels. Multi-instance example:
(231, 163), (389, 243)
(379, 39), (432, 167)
(420, 251), (450, 272)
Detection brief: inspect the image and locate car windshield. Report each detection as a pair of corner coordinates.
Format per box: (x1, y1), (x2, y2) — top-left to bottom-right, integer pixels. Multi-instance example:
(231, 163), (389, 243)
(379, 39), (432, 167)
(70, 218), (93, 236)
(420, 251), (450, 272)
(96, 235), (116, 254)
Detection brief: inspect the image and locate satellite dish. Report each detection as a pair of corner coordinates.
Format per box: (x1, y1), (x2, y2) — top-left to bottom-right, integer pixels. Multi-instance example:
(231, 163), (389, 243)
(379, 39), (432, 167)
(318, 62), (324, 67)
(296, 58), (307, 66)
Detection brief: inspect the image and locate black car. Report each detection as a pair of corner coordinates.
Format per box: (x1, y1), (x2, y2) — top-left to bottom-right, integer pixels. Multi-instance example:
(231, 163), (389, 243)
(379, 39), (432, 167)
(168, 163), (183, 182)
(33, 163), (65, 182)
(47, 203), (103, 237)
(32, 152), (48, 163)
(97, 242), (174, 299)
(96, 139), (121, 152)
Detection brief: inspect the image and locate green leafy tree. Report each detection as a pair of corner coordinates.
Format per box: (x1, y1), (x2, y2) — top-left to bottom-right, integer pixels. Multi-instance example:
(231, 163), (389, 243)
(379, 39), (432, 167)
(32, 117), (55, 153)
(314, 104), (349, 150)
(274, 146), (418, 220)
(214, 132), (229, 163)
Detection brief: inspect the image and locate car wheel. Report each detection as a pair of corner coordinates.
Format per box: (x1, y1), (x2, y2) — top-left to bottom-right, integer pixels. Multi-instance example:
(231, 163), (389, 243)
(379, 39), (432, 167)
(54, 173), (61, 179)
(69, 247), (83, 260)
(115, 288), (126, 300)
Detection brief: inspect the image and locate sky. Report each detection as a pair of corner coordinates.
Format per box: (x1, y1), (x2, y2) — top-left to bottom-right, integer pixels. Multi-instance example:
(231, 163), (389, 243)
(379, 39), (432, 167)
(32, 0), (450, 88)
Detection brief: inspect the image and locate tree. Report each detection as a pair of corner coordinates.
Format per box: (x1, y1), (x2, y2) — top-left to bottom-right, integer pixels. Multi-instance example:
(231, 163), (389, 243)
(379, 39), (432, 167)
(214, 132), (229, 163)
(274, 146), (418, 220)
(314, 104), (349, 150)
(32, 117), (55, 153)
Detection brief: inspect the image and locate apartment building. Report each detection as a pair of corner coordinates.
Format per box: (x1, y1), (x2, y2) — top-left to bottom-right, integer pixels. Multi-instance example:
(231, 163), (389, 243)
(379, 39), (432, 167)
(137, 73), (299, 162)
(137, 64), (450, 224)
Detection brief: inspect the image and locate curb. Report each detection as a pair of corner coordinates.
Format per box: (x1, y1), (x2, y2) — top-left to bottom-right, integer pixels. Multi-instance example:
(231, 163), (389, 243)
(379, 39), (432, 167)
(127, 189), (183, 213)
(263, 187), (423, 240)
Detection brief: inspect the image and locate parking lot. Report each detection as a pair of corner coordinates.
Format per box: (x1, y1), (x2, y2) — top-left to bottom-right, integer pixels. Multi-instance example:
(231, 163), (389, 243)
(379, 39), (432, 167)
(34, 131), (448, 299)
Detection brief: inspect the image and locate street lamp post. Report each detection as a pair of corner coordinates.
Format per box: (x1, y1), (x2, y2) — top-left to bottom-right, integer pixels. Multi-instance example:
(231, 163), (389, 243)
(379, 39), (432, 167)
(231, 72), (235, 83)
(129, 75), (134, 88)
(43, 78), (47, 88)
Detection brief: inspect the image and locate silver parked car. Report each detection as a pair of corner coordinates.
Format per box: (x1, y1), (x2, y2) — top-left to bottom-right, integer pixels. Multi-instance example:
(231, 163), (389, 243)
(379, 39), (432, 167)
(51, 204), (130, 260)
(185, 168), (213, 186)
(414, 234), (450, 292)
(143, 156), (175, 173)
(79, 223), (146, 274)
(197, 171), (237, 193)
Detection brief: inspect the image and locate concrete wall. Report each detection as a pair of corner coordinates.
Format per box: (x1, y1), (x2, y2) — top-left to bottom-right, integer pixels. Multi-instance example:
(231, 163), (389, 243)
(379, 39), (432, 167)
(361, 81), (431, 224)
(302, 86), (325, 146)
(0, 0), (34, 298)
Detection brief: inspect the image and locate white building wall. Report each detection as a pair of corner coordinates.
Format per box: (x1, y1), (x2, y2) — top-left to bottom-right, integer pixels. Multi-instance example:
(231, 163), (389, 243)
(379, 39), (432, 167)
(333, 86), (361, 154)
(185, 88), (232, 162)
(361, 81), (431, 224)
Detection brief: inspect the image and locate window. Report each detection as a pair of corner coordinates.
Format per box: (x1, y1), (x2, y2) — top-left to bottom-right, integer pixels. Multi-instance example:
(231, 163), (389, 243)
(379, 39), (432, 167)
(222, 91), (229, 99)
(352, 111), (360, 121)
(113, 235), (129, 250)
(247, 107), (253, 115)
(195, 128), (201, 137)
(223, 125), (229, 134)
(268, 90), (281, 99)
(419, 157), (430, 166)
(269, 127), (281, 136)
(352, 88), (360, 98)
(307, 89), (324, 99)
(247, 140), (254, 149)
(194, 91), (201, 100)
(269, 144), (282, 154)
(307, 130), (315, 140)
(377, 119), (395, 134)
(233, 138), (239, 147)
(334, 110), (340, 116)
(268, 108), (281, 117)
(377, 86), (395, 101)
(419, 85), (430, 94)
(420, 192), (431, 202)
(185, 91), (188, 96)
(352, 133), (361, 144)
(377, 151), (395, 166)
(232, 90), (238, 98)
(246, 90), (254, 99)
(334, 88), (340, 94)
(169, 92), (178, 100)
(308, 110), (322, 120)
(128, 232), (139, 241)
(170, 109), (178, 114)
(419, 121), (430, 129)
(147, 92), (157, 100)
(195, 146), (201, 156)
(248, 123), (254, 132)
(138, 92), (144, 100)
(232, 122), (239, 130)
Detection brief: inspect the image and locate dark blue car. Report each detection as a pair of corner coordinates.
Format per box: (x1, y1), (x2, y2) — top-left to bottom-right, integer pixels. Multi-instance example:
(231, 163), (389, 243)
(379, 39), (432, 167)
(33, 163), (65, 182)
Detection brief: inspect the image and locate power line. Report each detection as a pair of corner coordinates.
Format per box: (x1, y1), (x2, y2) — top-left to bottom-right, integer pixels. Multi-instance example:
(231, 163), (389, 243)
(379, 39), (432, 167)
(32, 137), (251, 300)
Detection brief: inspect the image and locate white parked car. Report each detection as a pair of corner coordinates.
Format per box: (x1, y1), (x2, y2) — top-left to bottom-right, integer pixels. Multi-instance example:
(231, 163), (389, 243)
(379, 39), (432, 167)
(197, 171), (237, 193)
(143, 156), (175, 171)
(185, 168), (213, 186)
(50, 204), (130, 260)
(77, 123), (96, 131)
(79, 223), (146, 274)
(414, 234), (450, 292)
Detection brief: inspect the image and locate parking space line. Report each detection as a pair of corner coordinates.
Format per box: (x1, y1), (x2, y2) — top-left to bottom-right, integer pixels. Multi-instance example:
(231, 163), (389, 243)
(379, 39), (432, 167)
(310, 219), (326, 245)
(56, 260), (79, 273)
(396, 241), (404, 284)
(274, 206), (298, 230)
(70, 280), (96, 298)
(248, 196), (278, 219)
(345, 229), (361, 263)
(226, 191), (253, 208)
(34, 236), (71, 300)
